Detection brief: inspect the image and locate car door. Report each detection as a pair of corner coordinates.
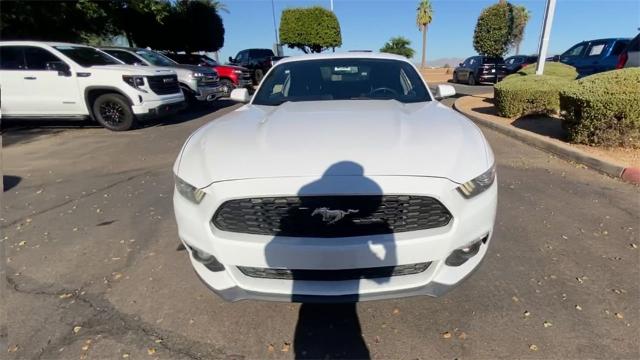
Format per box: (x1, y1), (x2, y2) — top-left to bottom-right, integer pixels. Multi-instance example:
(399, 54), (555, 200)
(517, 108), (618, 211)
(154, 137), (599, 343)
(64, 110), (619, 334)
(0, 46), (29, 116)
(581, 40), (609, 75)
(21, 46), (83, 116)
(560, 42), (587, 71)
(457, 58), (471, 81)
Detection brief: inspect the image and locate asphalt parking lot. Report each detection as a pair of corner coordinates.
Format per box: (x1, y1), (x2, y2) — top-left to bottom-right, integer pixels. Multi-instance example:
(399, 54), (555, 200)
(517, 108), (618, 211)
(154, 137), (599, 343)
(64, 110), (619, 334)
(3, 87), (638, 359)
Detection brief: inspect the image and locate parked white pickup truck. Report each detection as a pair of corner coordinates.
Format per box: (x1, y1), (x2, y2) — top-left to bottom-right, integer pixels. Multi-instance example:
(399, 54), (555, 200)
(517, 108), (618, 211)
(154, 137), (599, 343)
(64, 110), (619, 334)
(101, 47), (223, 103)
(0, 41), (185, 131)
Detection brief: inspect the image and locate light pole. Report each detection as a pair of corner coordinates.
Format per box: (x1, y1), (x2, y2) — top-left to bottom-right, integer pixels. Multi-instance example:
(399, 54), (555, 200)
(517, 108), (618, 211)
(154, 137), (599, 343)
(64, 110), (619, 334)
(535, 0), (557, 75)
(271, 1), (279, 44)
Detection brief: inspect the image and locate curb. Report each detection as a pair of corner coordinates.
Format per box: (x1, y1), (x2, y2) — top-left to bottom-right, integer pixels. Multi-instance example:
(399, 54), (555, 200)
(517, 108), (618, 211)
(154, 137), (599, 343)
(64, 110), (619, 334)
(453, 97), (639, 184)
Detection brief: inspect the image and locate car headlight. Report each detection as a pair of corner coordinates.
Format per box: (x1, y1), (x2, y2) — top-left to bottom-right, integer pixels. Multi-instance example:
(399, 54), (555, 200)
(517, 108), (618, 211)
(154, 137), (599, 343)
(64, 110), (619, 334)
(189, 72), (204, 79)
(122, 75), (147, 92)
(174, 175), (206, 204)
(457, 164), (496, 199)
(233, 69), (243, 74)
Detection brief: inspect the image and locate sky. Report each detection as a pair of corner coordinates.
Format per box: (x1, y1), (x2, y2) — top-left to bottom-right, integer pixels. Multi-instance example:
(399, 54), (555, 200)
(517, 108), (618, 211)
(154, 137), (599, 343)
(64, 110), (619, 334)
(215, 0), (639, 64)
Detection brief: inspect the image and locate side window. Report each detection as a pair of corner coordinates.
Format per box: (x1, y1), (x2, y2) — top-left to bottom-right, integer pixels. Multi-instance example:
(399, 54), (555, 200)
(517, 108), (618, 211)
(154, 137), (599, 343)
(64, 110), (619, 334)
(564, 43), (586, 57)
(469, 58), (476, 66)
(24, 46), (63, 70)
(586, 42), (607, 57)
(0, 46), (25, 70)
(236, 51), (247, 62)
(629, 36), (640, 52)
(399, 69), (415, 95)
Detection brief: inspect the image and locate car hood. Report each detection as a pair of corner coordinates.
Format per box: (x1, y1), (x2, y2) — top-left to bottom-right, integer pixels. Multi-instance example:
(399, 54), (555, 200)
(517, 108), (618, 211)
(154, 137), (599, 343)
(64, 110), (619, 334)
(216, 64), (248, 71)
(171, 64), (217, 74)
(93, 65), (176, 76)
(176, 100), (493, 187)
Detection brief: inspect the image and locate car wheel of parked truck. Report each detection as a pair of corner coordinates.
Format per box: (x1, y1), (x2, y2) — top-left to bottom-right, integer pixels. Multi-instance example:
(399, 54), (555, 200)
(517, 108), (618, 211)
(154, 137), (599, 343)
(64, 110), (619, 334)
(219, 79), (234, 97)
(92, 93), (136, 131)
(467, 73), (476, 86)
(254, 69), (264, 84)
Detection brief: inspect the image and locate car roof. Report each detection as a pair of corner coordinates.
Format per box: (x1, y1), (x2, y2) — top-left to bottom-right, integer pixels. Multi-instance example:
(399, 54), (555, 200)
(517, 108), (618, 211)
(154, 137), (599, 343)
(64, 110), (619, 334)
(101, 46), (145, 52)
(276, 52), (412, 65)
(0, 40), (92, 47)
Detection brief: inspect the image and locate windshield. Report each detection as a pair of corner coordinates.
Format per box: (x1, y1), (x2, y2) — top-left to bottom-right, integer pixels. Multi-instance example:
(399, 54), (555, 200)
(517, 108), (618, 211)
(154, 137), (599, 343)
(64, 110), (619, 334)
(135, 50), (177, 67)
(54, 46), (120, 67)
(253, 58), (431, 106)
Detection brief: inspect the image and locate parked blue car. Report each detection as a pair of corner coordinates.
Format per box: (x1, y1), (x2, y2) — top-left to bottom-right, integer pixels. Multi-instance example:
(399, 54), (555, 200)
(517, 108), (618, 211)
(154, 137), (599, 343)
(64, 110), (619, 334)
(552, 38), (630, 76)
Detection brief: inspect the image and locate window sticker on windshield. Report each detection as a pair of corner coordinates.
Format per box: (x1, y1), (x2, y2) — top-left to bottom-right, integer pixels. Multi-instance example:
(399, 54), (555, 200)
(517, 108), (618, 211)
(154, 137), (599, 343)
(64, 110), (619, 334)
(589, 44), (605, 56)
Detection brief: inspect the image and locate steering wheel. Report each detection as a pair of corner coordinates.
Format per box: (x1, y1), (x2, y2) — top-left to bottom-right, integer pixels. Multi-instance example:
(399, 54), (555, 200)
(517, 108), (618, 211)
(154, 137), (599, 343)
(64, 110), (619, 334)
(369, 87), (399, 98)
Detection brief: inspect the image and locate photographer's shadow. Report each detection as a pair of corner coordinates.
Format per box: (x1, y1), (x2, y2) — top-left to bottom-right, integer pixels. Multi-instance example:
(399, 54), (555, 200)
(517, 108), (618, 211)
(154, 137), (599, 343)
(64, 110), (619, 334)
(265, 161), (396, 359)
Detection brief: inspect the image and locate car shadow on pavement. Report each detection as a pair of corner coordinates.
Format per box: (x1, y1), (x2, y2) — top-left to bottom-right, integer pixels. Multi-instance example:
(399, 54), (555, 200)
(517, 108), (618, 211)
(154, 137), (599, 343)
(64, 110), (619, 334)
(3, 175), (21, 192)
(264, 161), (396, 359)
(142, 99), (238, 128)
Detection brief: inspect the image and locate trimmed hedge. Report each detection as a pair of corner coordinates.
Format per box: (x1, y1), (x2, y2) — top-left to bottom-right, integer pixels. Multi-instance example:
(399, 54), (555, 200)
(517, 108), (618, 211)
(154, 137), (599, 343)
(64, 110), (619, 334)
(560, 68), (640, 148)
(494, 75), (572, 117)
(505, 62), (578, 81)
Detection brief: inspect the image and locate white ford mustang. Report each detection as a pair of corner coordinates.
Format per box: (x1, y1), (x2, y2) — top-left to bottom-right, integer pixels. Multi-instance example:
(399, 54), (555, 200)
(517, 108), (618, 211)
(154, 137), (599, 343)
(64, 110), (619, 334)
(173, 52), (497, 302)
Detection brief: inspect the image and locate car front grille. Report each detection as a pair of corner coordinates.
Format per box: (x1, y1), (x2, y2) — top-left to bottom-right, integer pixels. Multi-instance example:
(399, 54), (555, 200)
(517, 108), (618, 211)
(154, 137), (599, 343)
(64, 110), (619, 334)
(212, 195), (453, 237)
(147, 75), (180, 95)
(237, 262), (432, 281)
(198, 73), (219, 87)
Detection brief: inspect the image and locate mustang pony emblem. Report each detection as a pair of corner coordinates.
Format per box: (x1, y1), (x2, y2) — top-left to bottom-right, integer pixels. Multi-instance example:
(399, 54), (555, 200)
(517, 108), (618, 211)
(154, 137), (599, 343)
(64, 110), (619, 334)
(311, 207), (359, 224)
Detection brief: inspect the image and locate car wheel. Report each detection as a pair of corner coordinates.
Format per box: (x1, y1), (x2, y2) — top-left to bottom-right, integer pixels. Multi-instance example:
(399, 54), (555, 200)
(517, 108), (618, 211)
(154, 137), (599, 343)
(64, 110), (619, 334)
(467, 73), (476, 86)
(254, 69), (264, 84)
(181, 86), (196, 105)
(220, 79), (234, 97)
(452, 72), (458, 83)
(92, 93), (136, 131)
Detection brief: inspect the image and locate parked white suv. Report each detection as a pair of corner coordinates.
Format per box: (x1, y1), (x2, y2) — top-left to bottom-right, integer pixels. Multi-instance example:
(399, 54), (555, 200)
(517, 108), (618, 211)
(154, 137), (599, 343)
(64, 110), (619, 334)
(173, 53), (497, 302)
(0, 41), (185, 131)
(101, 47), (223, 103)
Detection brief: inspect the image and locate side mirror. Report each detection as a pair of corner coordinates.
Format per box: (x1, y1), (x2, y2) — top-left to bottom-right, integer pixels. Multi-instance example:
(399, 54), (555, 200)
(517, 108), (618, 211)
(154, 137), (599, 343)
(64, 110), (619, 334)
(228, 56), (234, 63)
(435, 84), (456, 99)
(46, 61), (71, 76)
(230, 88), (250, 103)
(459, 62), (463, 67)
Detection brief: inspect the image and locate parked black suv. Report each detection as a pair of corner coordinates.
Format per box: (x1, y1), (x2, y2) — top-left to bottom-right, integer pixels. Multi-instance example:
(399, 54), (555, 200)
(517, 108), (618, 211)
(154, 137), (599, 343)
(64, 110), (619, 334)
(227, 48), (275, 84)
(504, 55), (538, 74)
(453, 56), (507, 85)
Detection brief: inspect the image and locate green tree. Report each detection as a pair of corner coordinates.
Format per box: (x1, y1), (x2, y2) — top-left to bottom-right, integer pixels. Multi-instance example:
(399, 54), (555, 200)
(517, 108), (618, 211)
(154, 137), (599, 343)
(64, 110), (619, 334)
(380, 37), (415, 58)
(511, 5), (530, 55)
(279, 6), (341, 53)
(473, 0), (516, 58)
(416, 0), (433, 68)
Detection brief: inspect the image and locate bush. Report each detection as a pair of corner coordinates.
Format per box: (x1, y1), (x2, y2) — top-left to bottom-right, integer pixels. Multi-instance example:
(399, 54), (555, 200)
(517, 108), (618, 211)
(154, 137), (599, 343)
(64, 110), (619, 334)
(560, 68), (640, 148)
(494, 75), (572, 117)
(505, 62), (578, 81)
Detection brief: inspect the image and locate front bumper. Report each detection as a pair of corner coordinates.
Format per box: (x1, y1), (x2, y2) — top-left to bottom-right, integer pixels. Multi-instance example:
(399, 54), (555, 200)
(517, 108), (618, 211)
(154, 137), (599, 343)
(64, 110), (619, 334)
(195, 85), (225, 101)
(174, 176), (497, 302)
(132, 95), (186, 119)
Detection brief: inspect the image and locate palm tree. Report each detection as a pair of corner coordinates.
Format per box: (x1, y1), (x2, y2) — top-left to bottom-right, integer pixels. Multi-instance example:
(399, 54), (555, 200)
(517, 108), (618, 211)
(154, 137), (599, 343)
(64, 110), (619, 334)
(512, 5), (530, 55)
(416, 0), (433, 69)
(380, 36), (415, 58)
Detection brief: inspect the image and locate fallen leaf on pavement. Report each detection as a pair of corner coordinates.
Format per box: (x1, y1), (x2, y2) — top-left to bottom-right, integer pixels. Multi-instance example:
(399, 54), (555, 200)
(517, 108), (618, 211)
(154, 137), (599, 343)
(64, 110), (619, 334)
(18, 241), (26, 246)
(523, 310), (531, 317)
(73, 326), (82, 334)
(147, 348), (156, 355)
(575, 305), (582, 311)
(267, 344), (275, 352)
(8, 344), (19, 352)
(458, 332), (468, 340)
(529, 344), (539, 351)
(392, 308), (400, 315)
(543, 321), (553, 328)
(615, 313), (624, 319)
(59, 293), (73, 299)
(441, 332), (452, 339)
(512, 296), (519, 302)
(281, 343), (290, 352)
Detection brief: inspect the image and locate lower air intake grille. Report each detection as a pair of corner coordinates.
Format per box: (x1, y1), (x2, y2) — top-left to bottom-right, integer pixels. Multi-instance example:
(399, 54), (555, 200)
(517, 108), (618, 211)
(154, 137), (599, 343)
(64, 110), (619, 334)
(212, 195), (452, 237)
(237, 262), (432, 281)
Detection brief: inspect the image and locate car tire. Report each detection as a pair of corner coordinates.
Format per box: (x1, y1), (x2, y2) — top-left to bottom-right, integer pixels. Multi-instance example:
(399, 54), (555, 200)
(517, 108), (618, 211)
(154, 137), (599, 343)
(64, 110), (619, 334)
(467, 73), (476, 86)
(180, 86), (196, 105)
(254, 69), (264, 84)
(92, 93), (136, 131)
(220, 79), (234, 97)
(452, 72), (458, 83)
